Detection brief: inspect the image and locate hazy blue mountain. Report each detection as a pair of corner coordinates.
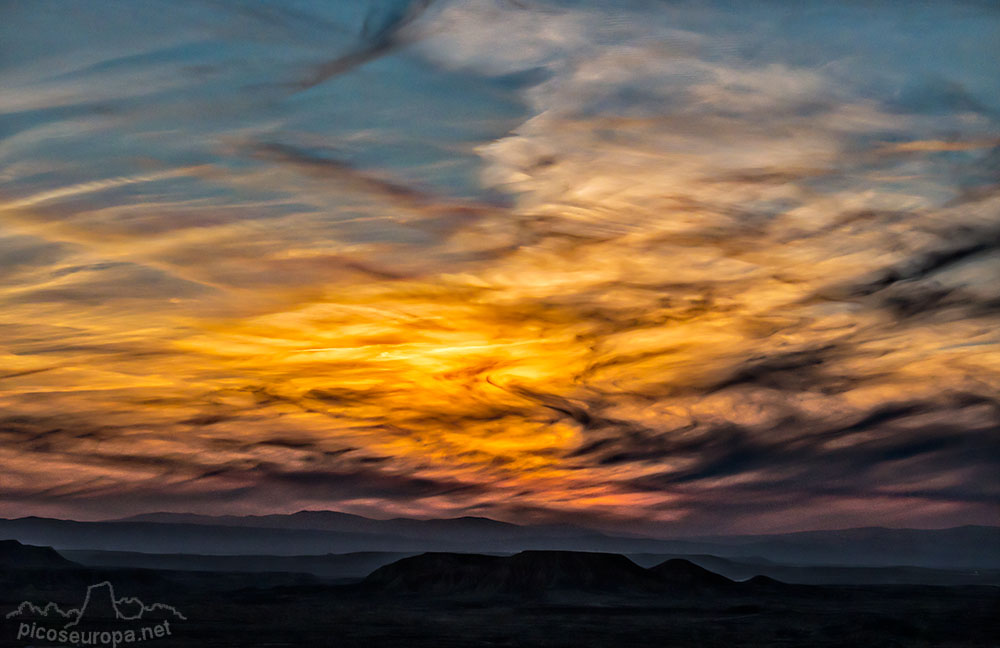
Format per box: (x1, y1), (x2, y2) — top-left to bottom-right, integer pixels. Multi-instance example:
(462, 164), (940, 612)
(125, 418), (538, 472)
(2, 515), (997, 569)
(692, 525), (1000, 568)
(61, 549), (417, 581)
(627, 553), (1000, 586)
(59, 547), (1000, 586)
(114, 510), (589, 541)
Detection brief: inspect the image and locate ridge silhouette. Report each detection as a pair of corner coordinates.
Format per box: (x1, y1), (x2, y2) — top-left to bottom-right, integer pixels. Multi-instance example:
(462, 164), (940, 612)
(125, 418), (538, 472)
(0, 539), (78, 569)
(363, 550), (765, 597)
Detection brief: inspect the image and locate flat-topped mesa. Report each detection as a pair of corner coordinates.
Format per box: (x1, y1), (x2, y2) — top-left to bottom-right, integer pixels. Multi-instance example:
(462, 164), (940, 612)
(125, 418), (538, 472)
(363, 550), (752, 597)
(495, 550), (659, 594)
(0, 539), (78, 569)
(647, 558), (737, 593)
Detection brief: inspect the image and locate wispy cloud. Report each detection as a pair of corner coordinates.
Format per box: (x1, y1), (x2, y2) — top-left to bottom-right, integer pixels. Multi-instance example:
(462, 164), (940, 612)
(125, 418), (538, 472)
(0, 0), (997, 533)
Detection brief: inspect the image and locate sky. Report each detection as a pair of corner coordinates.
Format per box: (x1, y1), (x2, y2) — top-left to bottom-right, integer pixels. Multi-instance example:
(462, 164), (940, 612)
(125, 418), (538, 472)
(0, 0), (998, 535)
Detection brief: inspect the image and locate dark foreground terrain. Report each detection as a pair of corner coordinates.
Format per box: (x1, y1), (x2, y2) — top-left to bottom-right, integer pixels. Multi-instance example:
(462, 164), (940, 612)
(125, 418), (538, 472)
(0, 542), (997, 648)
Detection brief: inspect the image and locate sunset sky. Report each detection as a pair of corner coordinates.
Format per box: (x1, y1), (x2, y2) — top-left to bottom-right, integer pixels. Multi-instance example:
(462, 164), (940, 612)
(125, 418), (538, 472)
(1, 0), (998, 535)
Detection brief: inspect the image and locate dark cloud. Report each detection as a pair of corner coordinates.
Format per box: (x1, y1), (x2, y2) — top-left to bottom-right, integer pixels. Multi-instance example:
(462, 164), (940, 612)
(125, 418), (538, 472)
(296, 0), (435, 89)
(615, 398), (1000, 508)
(707, 345), (844, 394)
(0, 235), (67, 282)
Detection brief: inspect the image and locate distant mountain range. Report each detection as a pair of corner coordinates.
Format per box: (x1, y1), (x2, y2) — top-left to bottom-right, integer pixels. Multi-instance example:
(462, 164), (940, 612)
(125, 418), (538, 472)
(61, 548), (1000, 587)
(626, 552), (1000, 586)
(681, 524), (1000, 569)
(115, 510), (592, 542)
(0, 512), (997, 569)
(62, 550), (418, 581)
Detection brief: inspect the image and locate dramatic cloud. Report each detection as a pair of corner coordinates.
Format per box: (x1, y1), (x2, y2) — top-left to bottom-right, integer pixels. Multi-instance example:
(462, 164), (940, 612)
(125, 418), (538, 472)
(0, 0), (997, 534)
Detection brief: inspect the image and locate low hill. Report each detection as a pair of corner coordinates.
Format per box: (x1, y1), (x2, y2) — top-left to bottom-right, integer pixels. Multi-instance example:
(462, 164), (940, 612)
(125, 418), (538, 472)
(364, 551), (749, 598)
(0, 539), (78, 569)
(498, 551), (657, 594)
(364, 552), (507, 595)
(629, 552), (1000, 586)
(647, 558), (736, 593)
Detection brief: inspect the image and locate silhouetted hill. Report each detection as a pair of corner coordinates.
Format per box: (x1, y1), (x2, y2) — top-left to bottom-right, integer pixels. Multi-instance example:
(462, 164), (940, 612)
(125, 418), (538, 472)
(647, 558), (735, 592)
(0, 539), (78, 569)
(61, 547), (1000, 587)
(628, 552), (1000, 586)
(365, 551), (660, 596)
(491, 551), (657, 594)
(0, 550), (994, 648)
(364, 552), (504, 595)
(364, 551), (753, 598)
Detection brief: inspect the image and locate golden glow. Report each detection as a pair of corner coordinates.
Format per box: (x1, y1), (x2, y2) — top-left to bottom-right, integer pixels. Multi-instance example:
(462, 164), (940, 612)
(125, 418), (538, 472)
(1, 0), (998, 533)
